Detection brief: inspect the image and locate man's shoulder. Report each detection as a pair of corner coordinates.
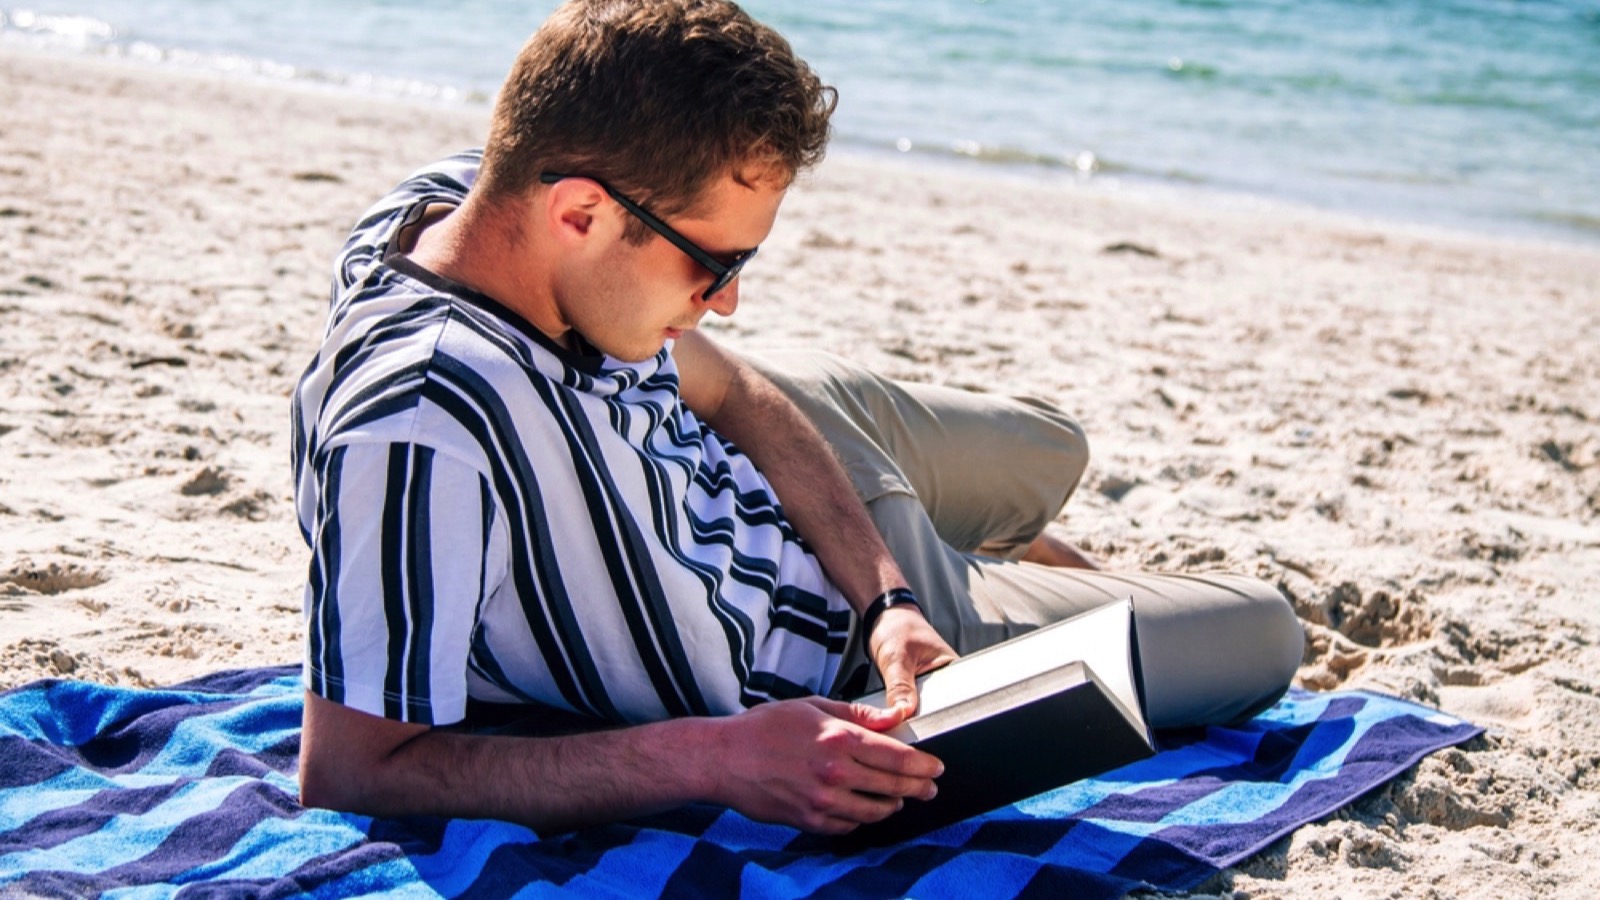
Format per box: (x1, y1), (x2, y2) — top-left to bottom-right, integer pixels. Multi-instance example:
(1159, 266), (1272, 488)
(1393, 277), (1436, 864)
(335, 150), (484, 292)
(315, 279), (537, 403)
(362, 150), (482, 225)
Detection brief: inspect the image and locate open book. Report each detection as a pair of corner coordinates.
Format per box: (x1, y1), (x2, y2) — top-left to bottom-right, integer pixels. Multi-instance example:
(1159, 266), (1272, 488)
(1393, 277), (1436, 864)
(839, 597), (1154, 847)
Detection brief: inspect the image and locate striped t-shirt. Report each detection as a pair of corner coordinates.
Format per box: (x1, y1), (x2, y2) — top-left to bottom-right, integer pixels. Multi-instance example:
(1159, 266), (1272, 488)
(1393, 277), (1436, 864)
(291, 151), (852, 727)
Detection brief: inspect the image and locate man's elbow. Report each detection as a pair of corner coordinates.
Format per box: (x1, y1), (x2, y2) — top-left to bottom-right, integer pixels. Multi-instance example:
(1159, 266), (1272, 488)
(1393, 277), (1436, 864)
(298, 746), (362, 813)
(297, 691), (426, 815)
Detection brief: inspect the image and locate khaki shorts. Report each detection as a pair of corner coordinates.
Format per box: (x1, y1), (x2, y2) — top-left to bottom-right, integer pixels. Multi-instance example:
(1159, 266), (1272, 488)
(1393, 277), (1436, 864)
(747, 350), (1304, 730)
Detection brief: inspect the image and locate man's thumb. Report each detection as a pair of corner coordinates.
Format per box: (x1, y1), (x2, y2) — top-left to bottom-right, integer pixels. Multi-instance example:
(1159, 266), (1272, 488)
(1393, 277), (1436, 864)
(882, 664), (920, 719)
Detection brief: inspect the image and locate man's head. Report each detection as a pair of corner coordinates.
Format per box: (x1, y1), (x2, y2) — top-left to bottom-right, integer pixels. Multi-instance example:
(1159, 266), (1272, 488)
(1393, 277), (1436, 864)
(480, 0), (837, 235)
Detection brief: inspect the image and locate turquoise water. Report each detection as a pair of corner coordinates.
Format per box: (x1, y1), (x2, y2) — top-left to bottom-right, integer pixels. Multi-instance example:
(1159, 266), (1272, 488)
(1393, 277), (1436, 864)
(4, 0), (1597, 242)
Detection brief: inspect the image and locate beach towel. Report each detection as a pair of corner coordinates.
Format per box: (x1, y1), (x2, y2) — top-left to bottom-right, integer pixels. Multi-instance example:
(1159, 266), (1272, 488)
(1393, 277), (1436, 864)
(0, 666), (1479, 899)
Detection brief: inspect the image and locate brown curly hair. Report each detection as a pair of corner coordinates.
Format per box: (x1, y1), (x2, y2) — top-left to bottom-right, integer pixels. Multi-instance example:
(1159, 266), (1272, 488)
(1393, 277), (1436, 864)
(480, 0), (837, 242)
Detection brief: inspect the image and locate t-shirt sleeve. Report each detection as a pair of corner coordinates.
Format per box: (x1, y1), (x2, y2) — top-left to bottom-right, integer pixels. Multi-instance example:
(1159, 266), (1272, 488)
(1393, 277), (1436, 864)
(302, 440), (505, 726)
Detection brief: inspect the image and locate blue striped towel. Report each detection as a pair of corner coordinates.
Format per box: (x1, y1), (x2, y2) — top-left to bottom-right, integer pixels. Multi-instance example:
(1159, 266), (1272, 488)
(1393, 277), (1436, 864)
(1, 666), (1478, 899)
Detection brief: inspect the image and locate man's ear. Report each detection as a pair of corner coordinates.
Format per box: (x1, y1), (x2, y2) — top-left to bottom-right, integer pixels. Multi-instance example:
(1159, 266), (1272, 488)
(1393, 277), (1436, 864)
(542, 179), (607, 247)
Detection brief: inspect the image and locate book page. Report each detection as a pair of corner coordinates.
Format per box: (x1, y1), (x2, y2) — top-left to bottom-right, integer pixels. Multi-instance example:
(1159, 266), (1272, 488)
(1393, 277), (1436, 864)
(857, 598), (1141, 727)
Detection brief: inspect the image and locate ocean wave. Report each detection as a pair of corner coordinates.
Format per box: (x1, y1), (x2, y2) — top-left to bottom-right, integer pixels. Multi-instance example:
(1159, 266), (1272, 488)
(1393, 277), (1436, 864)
(1, 8), (116, 45)
(0, 8), (487, 105)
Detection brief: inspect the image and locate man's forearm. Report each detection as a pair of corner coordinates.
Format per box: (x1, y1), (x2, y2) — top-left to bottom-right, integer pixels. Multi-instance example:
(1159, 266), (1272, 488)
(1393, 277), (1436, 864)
(300, 694), (712, 831)
(703, 365), (906, 614)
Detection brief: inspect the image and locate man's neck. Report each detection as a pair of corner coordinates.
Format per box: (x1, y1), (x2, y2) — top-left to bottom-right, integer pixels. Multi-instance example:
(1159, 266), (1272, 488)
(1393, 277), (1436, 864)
(405, 198), (575, 350)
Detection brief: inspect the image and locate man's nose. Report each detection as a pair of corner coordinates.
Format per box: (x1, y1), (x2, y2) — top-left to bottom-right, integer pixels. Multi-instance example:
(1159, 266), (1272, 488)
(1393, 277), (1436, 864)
(701, 278), (740, 316)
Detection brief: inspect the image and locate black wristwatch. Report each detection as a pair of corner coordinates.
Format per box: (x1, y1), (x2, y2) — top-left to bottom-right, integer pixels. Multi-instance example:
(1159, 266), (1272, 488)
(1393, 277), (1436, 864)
(860, 587), (923, 638)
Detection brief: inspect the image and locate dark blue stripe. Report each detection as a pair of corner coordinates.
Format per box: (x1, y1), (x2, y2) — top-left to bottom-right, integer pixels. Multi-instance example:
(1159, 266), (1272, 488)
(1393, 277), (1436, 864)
(87, 781), (310, 888)
(165, 665), (299, 695)
(403, 444), (438, 722)
(741, 671), (813, 703)
(773, 587), (852, 654)
(656, 841), (745, 900)
(784, 840), (970, 898)
(290, 381), (311, 545)
(311, 445), (347, 700)
(767, 610), (834, 648)
(452, 826), (639, 898)
(0, 735), (74, 790)
(1016, 855), (1143, 900)
(0, 780), (188, 855)
(172, 839), (409, 900)
(463, 473), (541, 704)
(203, 737), (300, 780)
(1082, 719), (1328, 824)
(465, 638), (542, 707)
(380, 444), (411, 720)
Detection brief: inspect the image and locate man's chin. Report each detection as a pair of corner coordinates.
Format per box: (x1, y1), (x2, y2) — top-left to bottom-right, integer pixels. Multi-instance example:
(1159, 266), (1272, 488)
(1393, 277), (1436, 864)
(607, 342), (669, 364)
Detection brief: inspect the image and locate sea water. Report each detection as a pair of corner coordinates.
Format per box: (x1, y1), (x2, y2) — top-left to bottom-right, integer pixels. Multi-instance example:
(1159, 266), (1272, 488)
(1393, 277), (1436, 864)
(3, 0), (1597, 243)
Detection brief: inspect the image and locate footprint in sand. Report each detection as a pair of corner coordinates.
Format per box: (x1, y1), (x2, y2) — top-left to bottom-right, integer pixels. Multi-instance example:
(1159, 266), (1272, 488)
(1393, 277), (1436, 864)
(1307, 581), (1432, 648)
(0, 561), (108, 596)
(180, 466), (230, 496)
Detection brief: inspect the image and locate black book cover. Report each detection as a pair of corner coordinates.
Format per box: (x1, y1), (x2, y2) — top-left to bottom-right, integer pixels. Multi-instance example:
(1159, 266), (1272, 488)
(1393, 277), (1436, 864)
(837, 599), (1153, 849)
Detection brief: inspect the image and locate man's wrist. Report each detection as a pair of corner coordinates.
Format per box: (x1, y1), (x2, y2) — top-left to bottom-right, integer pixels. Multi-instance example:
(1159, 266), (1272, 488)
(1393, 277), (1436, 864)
(860, 587), (922, 639)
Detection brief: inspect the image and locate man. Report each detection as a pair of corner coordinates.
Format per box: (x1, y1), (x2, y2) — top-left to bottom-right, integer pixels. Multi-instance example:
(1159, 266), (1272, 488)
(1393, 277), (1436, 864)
(292, 0), (1303, 836)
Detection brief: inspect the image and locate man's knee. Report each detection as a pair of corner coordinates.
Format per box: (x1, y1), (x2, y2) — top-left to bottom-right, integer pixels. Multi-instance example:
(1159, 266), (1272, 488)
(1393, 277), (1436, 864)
(1014, 395), (1089, 505)
(1138, 574), (1304, 728)
(1262, 583), (1307, 684)
(1218, 578), (1304, 723)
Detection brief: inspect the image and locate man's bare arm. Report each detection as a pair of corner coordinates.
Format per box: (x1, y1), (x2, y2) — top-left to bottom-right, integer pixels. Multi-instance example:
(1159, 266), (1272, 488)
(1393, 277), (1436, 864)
(300, 690), (941, 834)
(672, 332), (958, 715)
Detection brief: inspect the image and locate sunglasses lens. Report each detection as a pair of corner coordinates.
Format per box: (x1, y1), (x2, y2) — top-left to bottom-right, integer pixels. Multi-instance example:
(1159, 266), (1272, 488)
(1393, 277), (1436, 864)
(702, 248), (756, 301)
(703, 272), (733, 300)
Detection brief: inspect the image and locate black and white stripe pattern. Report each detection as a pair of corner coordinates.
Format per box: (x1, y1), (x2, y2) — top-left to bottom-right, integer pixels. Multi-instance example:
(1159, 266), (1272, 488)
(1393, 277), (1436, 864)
(293, 151), (851, 726)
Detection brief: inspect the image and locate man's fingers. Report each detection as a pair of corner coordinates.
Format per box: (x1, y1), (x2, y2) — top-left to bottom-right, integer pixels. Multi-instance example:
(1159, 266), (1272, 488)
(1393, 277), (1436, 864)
(847, 728), (944, 781)
(846, 765), (940, 803)
(801, 697), (944, 779)
(815, 786), (904, 827)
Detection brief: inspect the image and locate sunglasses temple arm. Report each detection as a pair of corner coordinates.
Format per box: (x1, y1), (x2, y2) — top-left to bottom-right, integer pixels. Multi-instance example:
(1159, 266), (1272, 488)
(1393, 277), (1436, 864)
(605, 190), (729, 276)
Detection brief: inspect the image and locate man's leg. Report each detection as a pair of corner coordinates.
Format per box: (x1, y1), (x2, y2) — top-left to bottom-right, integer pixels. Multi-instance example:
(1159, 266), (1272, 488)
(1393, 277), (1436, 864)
(744, 349), (1086, 556)
(859, 493), (1303, 730)
(745, 349), (1302, 727)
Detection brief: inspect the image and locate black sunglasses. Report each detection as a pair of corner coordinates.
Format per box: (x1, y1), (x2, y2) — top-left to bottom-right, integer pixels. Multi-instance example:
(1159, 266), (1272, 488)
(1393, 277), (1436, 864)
(539, 172), (757, 301)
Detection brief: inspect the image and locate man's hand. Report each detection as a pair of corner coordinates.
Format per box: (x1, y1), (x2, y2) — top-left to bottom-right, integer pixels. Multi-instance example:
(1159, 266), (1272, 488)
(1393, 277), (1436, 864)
(869, 607), (959, 718)
(706, 696), (943, 834)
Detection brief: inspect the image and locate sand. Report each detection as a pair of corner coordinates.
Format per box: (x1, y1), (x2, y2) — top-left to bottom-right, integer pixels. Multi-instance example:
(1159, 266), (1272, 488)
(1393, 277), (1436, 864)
(2, 47), (1598, 898)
